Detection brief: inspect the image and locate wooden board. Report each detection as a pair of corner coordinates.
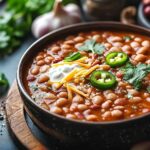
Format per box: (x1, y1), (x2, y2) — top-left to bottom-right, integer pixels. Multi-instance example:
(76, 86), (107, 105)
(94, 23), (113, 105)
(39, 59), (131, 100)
(5, 81), (47, 150)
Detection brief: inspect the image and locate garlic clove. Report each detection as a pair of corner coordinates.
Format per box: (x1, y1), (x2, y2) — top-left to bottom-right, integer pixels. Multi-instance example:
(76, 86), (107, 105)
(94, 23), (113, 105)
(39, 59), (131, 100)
(32, 0), (82, 38)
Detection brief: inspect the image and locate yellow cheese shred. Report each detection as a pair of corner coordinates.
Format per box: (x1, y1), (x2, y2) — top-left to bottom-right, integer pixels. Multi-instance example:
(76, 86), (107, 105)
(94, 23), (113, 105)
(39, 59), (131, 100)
(68, 85), (87, 98)
(75, 56), (88, 63)
(52, 61), (90, 68)
(74, 69), (87, 78)
(82, 65), (100, 77)
(61, 68), (78, 83)
(66, 83), (72, 101)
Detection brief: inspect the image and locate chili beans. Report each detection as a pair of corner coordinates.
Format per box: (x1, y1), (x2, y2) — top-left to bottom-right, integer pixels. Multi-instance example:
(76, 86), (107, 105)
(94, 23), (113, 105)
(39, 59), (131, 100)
(26, 30), (150, 122)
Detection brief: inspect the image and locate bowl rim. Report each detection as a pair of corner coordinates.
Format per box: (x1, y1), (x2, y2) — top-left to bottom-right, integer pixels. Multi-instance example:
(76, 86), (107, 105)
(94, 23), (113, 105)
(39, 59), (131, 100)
(17, 21), (150, 126)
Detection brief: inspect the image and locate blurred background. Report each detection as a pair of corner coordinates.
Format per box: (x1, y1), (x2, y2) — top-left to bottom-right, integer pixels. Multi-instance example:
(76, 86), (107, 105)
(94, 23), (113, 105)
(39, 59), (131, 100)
(0, 0), (150, 149)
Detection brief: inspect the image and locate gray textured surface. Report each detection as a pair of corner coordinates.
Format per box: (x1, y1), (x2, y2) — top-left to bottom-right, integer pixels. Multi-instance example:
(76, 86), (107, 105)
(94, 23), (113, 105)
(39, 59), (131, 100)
(0, 36), (35, 85)
(0, 36), (35, 150)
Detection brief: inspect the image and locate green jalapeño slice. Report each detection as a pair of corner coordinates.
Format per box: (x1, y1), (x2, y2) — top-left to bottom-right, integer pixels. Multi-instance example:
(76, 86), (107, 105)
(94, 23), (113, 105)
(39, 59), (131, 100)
(106, 52), (128, 67)
(90, 70), (117, 90)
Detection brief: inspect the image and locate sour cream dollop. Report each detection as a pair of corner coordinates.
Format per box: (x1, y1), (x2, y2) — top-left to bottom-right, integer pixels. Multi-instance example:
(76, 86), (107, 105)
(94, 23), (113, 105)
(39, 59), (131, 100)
(49, 64), (80, 82)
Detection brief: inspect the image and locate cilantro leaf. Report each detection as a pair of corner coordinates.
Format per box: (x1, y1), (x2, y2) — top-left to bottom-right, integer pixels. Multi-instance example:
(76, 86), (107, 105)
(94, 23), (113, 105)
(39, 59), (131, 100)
(0, 0), (76, 56)
(121, 63), (150, 90)
(78, 39), (105, 55)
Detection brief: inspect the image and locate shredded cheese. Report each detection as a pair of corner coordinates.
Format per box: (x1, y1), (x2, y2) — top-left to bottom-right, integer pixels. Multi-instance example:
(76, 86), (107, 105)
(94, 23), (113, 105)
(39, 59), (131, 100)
(61, 68), (78, 83)
(75, 56), (88, 63)
(66, 84), (72, 101)
(52, 61), (90, 68)
(68, 85), (87, 98)
(82, 65), (100, 77)
(74, 69), (87, 78)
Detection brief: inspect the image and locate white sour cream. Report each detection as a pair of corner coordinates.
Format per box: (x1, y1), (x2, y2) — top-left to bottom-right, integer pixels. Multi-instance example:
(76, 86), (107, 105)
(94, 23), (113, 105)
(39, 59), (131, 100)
(49, 64), (80, 82)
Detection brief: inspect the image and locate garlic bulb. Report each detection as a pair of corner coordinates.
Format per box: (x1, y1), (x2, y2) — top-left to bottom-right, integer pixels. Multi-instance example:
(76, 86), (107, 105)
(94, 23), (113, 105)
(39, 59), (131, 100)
(32, 0), (81, 38)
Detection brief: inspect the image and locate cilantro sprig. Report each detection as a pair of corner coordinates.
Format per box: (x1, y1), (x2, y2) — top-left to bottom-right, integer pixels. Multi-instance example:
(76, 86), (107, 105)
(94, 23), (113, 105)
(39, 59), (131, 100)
(121, 62), (150, 90)
(77, 39), (105, 55)
(0, 73), (9, 96)
(0, 0), (76, 56)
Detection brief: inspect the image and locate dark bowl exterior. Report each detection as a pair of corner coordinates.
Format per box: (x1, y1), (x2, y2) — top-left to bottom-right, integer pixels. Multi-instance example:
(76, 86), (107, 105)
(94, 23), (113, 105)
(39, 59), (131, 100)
(17, 22), (150, 149)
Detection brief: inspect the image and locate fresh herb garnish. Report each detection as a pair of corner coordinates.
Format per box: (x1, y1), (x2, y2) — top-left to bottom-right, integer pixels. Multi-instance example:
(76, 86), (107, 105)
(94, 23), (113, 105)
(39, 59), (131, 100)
(0, 73), (9, 95)
(64, 52), (82, 62)
(123, 36), (132, 41)
(121, 62), (150, 90)
(0, 0), (76, 56)
(147, 86), (150, 93)
(78, 39), (105, 55)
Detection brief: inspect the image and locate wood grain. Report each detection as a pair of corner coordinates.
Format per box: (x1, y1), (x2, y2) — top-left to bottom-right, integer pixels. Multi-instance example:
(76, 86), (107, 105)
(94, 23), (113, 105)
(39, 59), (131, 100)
(5, 81), (47, 150)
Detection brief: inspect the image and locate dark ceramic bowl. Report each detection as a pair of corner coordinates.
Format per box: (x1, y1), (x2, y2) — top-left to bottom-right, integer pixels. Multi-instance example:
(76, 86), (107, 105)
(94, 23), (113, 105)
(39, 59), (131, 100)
(138, 2), (150, 28)
(17, 22), (150, 149)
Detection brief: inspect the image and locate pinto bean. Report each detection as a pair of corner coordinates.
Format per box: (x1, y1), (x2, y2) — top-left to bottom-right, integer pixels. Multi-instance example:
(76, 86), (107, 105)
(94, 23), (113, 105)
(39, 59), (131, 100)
(63, 107), (69, 113)
(51, 46), (61, 54)
(104, 43), (112, 49)
(77, 104), (88, 111)
(109, 46), (122, 52)
(136, 47), (149, 54)
(101, 100), (112, 109)
(111, 110), (123, 118)
(44, 57), (53, 64)
(74, 36), (85, 43)
(37, 60), (45, 66)
(105, 93), (117, 101)
(27, 75), (36, 81)
(46, 93), (57, 100)
(129, 97), (142, 103)
(70, 103), (78, 112)
(127, 89), (139, 96)
(36, 55), (44, 61)
(92, 95), (103, 105)
(39, 86), (49, 92)
(110, 36), (123, 42)
(50, 106), (63, 114)
(56, 98), (68, 107)
(114, 98), (127, 106)
(31, 67), (39, 75)
(40, 65), (49, 73)
(142, 40), (150, 47)
(38, 75), (49, 83)
(86, 115), (98, 121)
(61, 44), (72, 49)
(113, 42), (123, 47)
(122, 45), (132, 51)
(75, 43), (83, 49)
(64, 40), (74, 45)
(130, 42), (140, 48)
(102, 111), (111, 118)
(58, 92), (68, 98)
(113, 106), (125, 110)
(66, 114), (76, 119)
(73, 95), (84, 103)
(92, 34), (100, 40)
(134, 54), (147, 62)
(134, 37), (142, 42)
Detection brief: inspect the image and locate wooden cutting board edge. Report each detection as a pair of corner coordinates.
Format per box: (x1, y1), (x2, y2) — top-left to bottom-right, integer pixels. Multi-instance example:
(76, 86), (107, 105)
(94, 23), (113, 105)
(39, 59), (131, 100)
(5, 81), (47, 150)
